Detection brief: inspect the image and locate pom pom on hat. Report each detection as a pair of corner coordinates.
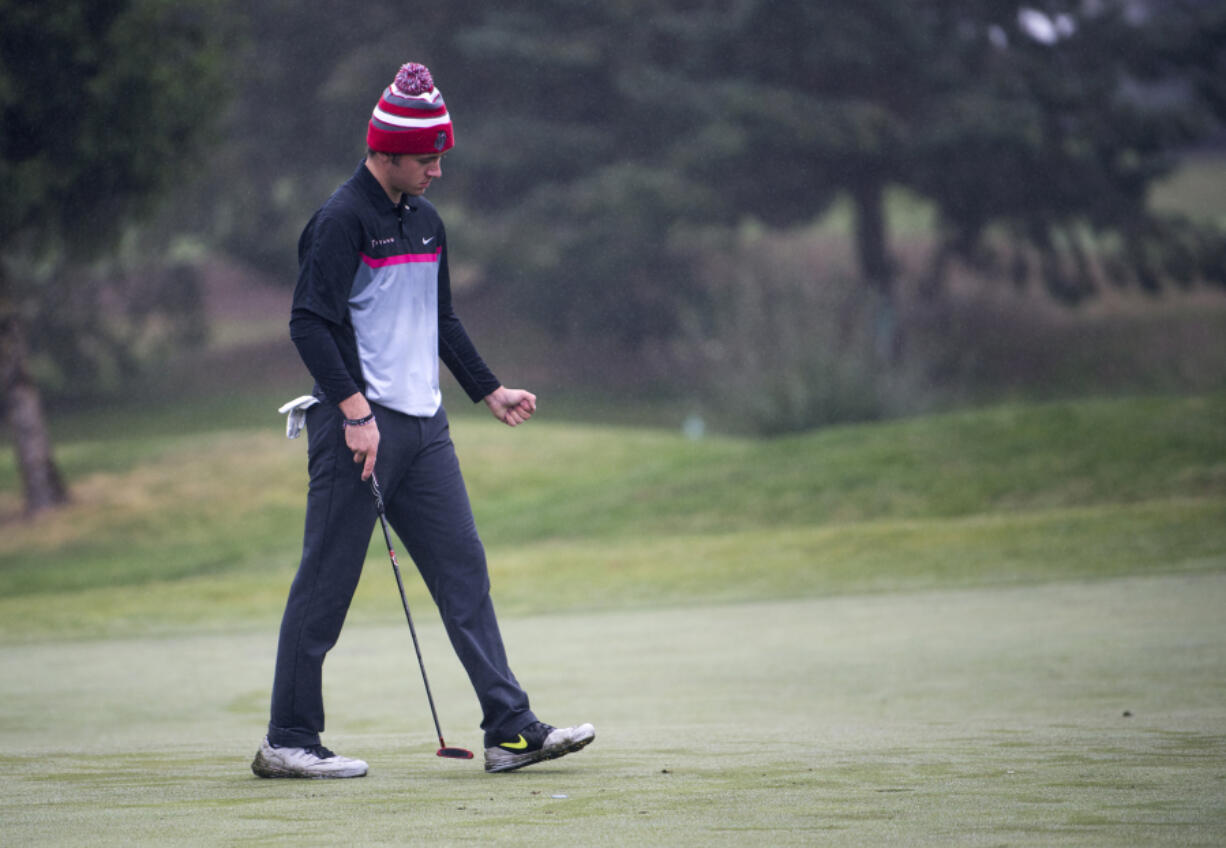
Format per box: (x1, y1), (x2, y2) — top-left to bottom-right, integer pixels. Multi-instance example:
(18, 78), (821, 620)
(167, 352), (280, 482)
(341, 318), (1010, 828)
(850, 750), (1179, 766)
(392, 63), (435, 97)
(368, 62), (454, 155)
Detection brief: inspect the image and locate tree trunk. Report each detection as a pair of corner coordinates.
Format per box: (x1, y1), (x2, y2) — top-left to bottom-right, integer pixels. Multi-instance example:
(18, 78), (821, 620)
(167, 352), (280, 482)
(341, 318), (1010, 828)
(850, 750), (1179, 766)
(849, 178), (902, 363)
(0, 285), (69, 515)
(851, 179), (893, 296)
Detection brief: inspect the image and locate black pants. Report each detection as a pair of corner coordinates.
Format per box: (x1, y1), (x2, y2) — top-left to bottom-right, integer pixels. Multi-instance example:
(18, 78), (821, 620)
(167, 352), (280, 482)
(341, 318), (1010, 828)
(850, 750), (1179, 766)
(267, 401), (536, 749)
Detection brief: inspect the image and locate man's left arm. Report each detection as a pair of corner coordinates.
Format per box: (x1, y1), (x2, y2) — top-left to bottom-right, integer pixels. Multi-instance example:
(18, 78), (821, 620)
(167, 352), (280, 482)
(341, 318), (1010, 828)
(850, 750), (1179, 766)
(483, 386), (537, 427)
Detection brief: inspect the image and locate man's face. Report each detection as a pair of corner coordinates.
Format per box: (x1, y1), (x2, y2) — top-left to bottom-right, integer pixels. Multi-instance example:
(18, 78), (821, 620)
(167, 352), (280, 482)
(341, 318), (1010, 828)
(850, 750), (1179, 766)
(391, 153), (444, 197)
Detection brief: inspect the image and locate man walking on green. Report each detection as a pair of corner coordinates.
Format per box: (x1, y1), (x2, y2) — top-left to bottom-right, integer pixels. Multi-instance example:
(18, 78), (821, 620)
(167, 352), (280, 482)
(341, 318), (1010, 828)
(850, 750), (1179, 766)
(252, 61), (594, 778)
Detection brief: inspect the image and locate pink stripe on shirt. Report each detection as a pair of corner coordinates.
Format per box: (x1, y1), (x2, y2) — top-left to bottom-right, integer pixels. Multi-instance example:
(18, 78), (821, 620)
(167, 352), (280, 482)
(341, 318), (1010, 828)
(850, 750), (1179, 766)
(360, 247), (442, 268)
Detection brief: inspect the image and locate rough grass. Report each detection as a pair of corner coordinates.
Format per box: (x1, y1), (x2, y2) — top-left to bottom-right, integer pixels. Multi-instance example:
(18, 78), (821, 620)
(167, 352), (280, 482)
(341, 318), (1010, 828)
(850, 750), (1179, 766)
(1, 393), (1223, 640)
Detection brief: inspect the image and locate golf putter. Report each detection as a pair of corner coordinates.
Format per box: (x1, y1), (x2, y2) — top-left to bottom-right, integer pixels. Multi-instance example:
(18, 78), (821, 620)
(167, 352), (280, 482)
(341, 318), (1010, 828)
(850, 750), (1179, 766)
(370, 472), (474, 760)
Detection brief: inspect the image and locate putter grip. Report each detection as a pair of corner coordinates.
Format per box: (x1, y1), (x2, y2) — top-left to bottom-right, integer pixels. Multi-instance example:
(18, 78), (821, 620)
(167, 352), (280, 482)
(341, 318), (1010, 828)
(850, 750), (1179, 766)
(370, 474), (385, 514)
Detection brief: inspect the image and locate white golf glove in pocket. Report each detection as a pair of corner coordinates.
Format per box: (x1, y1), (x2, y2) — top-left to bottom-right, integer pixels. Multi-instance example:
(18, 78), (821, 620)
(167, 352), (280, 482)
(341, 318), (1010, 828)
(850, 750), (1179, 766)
(278, 394), (320, 439)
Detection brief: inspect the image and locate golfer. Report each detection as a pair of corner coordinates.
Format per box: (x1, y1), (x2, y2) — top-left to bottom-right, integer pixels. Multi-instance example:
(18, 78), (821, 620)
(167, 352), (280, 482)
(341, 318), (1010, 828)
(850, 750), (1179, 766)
(252, 62), (594, 778)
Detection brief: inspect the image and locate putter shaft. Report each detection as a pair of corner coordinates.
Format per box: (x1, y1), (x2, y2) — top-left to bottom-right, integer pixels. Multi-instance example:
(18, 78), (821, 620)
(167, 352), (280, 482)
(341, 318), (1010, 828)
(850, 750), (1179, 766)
(370, 473), (472, 758)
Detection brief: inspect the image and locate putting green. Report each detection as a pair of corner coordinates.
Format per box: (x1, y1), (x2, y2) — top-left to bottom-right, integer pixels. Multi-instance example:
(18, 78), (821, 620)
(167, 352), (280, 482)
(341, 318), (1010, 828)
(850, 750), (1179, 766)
(1, 572), (1222, 846)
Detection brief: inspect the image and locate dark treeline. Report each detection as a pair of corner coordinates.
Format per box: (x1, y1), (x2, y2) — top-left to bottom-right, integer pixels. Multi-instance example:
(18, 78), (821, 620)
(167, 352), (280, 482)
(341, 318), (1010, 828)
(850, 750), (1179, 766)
(3, 0), (1225, 512)
(205, 2), (1226, 316)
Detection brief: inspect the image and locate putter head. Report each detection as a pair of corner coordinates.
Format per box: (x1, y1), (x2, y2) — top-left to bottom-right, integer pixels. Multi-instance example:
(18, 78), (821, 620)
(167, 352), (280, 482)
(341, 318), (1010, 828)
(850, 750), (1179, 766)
(437, 747), (475, 760)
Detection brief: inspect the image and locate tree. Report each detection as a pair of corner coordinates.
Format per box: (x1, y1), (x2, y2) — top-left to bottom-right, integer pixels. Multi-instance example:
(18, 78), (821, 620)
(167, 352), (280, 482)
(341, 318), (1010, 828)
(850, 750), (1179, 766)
(911, 0), (1226, 302)
(641, 1), (1226, 299)
(139, 1), (1224, 369)
(0, 0), (234, 514)
(438, 2), (722, 344)
(433, 1), (1226, 351)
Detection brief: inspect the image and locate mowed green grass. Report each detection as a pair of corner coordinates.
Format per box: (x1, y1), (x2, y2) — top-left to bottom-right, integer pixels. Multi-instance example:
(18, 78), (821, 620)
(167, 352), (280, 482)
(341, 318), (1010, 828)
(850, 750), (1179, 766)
(0, 392), (1223, 845)
(0, 578), (1222, 846)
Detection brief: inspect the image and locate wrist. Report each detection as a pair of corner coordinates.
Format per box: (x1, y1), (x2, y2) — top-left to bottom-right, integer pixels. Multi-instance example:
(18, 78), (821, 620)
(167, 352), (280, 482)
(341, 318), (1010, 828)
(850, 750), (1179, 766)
(338, 392), (372, 419)
(341, 413), (375, 428)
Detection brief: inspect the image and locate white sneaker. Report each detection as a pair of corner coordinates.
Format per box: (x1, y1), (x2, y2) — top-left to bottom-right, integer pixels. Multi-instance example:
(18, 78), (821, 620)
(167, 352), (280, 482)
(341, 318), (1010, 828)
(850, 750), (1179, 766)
(484, 721), (596, 773)
(251, 736), (368, 779)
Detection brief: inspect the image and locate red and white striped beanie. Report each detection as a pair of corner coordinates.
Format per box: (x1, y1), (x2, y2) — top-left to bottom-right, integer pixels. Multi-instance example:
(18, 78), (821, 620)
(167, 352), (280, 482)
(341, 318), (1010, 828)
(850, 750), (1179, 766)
(367, 62), (454, 155)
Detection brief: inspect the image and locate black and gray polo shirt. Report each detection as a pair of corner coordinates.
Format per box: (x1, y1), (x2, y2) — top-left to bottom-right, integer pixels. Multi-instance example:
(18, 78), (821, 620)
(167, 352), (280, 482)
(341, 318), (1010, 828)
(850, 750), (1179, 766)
(289, 162), (499, 415)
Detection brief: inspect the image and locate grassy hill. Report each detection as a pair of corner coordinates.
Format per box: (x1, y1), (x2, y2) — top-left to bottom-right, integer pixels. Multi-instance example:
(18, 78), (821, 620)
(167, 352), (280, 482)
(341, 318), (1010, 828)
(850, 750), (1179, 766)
(1, 391), (1222, 641)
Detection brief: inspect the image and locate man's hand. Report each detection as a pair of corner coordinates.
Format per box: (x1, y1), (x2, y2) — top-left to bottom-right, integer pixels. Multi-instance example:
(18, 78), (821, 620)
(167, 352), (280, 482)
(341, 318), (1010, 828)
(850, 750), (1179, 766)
(484, 386), (537, 427)
(339, 393), (379, 480)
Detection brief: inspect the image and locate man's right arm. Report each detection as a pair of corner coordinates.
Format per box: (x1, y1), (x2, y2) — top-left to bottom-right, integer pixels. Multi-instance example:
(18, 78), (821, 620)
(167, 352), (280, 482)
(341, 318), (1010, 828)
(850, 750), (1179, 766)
(290, 208), (379, 479)
(288, 309), (361, 403)
(289, 310), (380, 480)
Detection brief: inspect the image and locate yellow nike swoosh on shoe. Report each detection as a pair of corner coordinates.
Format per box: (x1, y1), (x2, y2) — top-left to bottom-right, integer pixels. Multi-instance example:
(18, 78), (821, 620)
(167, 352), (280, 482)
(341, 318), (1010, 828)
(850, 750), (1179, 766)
(500, 735), (529, 751)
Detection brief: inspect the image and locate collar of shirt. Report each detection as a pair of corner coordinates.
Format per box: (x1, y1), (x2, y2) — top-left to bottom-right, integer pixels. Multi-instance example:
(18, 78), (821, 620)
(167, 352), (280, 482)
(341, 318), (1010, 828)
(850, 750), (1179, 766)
(352, 160), (417, 215)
